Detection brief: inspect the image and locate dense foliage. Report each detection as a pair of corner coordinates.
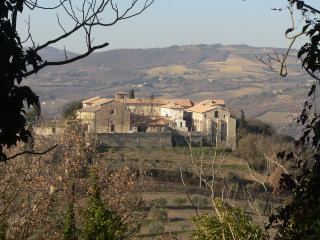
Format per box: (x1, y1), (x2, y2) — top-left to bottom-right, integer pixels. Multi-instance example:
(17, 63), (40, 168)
(192, 199), (269, 240)
(0, 0), (40, 161)
(267, 1), (320, 239)
(61, 101), (83, 119)
(82, 168), (125, 240)
(63, 202), (77, 240)
(129, 89), (135, 99)
(269, 164), (320, 240)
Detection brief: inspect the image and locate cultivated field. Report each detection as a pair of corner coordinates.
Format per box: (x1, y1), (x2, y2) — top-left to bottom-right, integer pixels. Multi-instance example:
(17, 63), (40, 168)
(106, 147), (287, 239)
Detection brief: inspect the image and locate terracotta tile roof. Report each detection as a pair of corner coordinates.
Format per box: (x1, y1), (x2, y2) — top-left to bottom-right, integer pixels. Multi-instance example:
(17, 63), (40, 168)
(82, 97), (113, 106)
(198, 99), (225, 106)
(160, 102), (184, 109)
(82, 96), (101, 104)
(126, 98), (193, 107)
(187, 99), (226, 113)
(77, 105), (100, 113)
(115, 91), (127, 95)
(126, 98), (168, 105)
(169, 99), (193, 108)
(187, 104), (218, 114)
(92, 98), (113, 106)
(126, 98), (148, 104)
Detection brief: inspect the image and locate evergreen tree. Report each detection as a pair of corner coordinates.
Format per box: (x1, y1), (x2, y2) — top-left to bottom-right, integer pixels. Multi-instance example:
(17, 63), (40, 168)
(239, 110), (246, 129)
(61, 101), (83, 119)
(82, 168), (125, 240)
(129, 89), (135, 99)
(63, 201), (77, 240)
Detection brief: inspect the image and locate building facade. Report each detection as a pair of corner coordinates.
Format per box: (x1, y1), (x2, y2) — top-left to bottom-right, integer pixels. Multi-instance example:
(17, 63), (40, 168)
(77, 99), (130, 133)
(77, 93), (236, 149)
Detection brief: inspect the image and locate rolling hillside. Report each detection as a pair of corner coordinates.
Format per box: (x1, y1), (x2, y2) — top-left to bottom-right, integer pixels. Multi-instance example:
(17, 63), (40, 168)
(26, 44), (309, 136)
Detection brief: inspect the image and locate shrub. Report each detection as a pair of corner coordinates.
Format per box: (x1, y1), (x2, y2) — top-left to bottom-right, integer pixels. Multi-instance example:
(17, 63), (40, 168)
(153, 198), (167, 208)
(150, 206), (168, 221)
(61, 101), (83, 119)
(149, 221), (164, 234)
(172, 197), (187, 207)
(81, 168), (125, 240)
(62, 201), (77, 240)
(192, 199), (269, 240)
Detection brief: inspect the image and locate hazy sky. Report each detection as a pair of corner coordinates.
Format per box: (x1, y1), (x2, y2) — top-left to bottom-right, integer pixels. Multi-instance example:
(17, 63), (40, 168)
(18, 0), (318, 53)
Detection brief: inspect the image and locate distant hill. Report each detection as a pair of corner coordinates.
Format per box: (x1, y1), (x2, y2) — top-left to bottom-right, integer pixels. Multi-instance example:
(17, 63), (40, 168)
(26, 44), (308, 136)
(37, 46), (77, 61)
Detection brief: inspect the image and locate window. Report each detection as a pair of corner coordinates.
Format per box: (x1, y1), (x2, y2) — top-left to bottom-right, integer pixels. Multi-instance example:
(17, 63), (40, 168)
(180, 122), (183, 127)
(110, 120), (116, 132)
(204, 114), (207, 118)
(110, 109), (116, 115)
(215, 111), (219, 118)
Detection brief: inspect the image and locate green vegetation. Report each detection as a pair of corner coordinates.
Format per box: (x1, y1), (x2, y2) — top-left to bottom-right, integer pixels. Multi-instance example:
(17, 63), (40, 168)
(263, 3), (320, 240)
(24, 106), (41, 124)
(148, 221), (164, 235)
(193, 199), (269, 240)
(81, 168), (125, 240)
(61, 101), (83, 119)
(4, 1), (320, 239)
(129, 89), (135, 99)
(63, 201), (77, 240)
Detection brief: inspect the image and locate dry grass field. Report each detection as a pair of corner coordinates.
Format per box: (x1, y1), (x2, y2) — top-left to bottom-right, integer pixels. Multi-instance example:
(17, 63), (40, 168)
(257, 111), (295, 125)
(105, 146), (285, 238)
(146, 65), (195, 77)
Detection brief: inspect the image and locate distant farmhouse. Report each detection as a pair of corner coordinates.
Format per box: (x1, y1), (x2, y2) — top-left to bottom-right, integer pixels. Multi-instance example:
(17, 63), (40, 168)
(77, 92), (236, 150)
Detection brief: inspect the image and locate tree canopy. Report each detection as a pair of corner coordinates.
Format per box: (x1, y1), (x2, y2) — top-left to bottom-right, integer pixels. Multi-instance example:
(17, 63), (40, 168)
(129, 89), (135, 99)
(61, 101), (83, 119)
(265, 1), (320, 239)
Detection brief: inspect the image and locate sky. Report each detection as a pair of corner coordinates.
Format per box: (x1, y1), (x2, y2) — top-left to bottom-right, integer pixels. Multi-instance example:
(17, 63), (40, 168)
(18, 0), (318, 53)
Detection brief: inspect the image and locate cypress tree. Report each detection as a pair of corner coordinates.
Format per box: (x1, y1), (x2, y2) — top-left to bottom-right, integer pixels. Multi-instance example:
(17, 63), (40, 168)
(81, 167), (125, 240)
(63, 201), (77, 240)
(239, 110), (246, 129)
(129, 89), (135, 99)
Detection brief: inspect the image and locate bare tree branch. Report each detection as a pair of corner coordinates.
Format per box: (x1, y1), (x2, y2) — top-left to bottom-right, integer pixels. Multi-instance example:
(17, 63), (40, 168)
(3, 144), (58, 162)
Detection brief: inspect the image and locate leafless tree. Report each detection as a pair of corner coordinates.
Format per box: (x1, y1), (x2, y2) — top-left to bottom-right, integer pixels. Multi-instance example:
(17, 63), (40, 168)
(0, 0), (154, 162)
(21, 0), (154, 76)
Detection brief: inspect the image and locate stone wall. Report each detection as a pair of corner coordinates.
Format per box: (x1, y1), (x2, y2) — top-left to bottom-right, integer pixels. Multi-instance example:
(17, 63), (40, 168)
(172, 132), (203, 147)
(33, 127), (65, 136)
(98, 132), (172, 148)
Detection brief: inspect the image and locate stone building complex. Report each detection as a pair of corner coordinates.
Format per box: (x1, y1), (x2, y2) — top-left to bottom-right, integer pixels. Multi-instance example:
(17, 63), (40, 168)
(77, 92), (236, 150)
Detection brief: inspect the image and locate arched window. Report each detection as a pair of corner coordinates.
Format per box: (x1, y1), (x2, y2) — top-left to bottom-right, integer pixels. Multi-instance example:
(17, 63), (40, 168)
(109, 120), (116, 133)
(214, 111), (219, 118)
